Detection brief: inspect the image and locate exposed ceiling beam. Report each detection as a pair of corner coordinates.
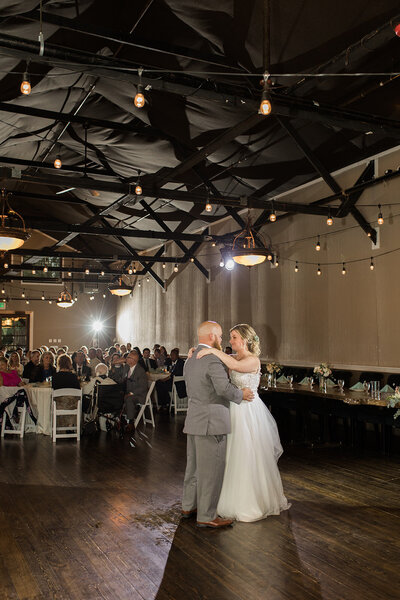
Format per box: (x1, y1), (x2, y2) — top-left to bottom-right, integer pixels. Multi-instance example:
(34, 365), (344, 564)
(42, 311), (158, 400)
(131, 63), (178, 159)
(336, 161), (375, 218)
(11, 249), (186, 262)
(0, 155), (112, 177)
(20, 9), (242, 72)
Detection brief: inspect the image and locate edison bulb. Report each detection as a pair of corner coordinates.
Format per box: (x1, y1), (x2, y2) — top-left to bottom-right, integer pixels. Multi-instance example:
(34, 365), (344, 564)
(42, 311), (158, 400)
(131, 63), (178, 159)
(54, 158), (62, 169)
(135, 184), (142, 195)
(205, 202), (212, 212)
(259, 98), (272, 116)
(134, 92), (145, 108)
(20, 78), (31, 95)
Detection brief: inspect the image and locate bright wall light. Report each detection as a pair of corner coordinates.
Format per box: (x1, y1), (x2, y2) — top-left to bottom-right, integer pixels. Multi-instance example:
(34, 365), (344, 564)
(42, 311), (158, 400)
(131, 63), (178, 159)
(92, 320), (104, 332)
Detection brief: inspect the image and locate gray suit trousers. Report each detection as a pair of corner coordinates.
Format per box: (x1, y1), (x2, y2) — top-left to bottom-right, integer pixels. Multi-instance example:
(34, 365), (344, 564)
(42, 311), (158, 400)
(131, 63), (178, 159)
(182, 434), (227, 522)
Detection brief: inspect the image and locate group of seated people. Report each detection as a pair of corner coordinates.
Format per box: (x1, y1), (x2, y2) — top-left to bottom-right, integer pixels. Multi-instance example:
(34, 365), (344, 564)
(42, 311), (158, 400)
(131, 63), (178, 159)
(0, 343), (187, 427)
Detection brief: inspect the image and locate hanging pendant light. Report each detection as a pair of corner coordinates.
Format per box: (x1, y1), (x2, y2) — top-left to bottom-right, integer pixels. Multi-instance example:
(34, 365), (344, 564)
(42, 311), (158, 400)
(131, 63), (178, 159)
(54, 157), (62, 169)
(0, 189), (30, 251)
(222, 214), (271, 267)
(134, 68), (145, 108)
(108, 277), (132, 296)
(259, 73), (272, 116)
(20, 70), (31, 95)
(56, 289), (74, 308)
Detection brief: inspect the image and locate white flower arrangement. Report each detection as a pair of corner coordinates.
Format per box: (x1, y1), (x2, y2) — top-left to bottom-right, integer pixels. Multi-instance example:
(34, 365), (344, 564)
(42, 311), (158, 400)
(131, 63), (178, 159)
(313, 363), (332, 378)
(266, 362), (282, 374)
(387, 390), (400, 420)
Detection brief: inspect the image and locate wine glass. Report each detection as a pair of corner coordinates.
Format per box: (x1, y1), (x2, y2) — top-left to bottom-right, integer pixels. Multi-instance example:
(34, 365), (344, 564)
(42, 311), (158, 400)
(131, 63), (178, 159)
(363, 381), (370, 394)
(308, 376), (314, 388)
(287, 375), (294, 388)
(338, 379), (344, 392)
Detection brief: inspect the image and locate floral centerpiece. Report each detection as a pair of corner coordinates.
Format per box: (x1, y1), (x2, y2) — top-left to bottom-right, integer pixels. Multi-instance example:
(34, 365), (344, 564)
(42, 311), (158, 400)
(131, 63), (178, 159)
(387, 390), (400, 420)
(313, 363), (332, 378)
(266, 362), (282, 374)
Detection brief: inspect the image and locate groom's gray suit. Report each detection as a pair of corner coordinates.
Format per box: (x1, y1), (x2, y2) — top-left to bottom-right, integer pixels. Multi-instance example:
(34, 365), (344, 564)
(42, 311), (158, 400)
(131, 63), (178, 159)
(182, 344), (243, 522)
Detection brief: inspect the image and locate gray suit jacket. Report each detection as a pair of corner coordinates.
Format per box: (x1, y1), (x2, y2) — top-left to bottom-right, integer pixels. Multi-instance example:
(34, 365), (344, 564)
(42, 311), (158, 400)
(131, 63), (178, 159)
(126, 363), (148, 404)
(183, 345), (243, 435)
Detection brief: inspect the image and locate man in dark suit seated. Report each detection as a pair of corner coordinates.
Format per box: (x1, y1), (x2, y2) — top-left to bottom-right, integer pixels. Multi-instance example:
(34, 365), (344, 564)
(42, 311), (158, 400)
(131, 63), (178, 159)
(22, 349), (41, 382)
(156, 348), (186, 409)
(73, 350), (91, 382)
(124, 350), (148, 431)
(139, 347), (157, 372)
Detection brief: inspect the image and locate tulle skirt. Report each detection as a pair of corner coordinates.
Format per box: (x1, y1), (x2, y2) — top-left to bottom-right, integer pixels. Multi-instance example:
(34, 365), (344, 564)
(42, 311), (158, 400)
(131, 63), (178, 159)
(217, 394), (290, 522)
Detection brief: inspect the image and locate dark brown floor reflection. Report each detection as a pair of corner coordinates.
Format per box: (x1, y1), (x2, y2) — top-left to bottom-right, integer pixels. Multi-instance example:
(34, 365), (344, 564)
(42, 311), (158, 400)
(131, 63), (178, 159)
(1, 417), (400, 599)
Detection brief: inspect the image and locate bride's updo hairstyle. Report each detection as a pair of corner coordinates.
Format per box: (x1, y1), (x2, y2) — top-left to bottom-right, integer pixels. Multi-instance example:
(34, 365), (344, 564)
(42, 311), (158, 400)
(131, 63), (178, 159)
(230, 323), (261, 356)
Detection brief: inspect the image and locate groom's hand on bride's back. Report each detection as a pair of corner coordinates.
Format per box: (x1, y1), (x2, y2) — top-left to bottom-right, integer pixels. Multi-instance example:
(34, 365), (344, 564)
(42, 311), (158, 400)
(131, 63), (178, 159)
(242, 387), (254, 402)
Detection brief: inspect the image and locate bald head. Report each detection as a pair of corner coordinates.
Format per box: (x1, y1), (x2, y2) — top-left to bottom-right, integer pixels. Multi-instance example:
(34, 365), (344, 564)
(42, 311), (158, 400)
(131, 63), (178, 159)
(197, 321), (223, 349)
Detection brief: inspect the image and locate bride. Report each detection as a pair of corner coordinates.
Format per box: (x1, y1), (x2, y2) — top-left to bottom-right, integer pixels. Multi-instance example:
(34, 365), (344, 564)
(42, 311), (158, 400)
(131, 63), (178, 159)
(196, 323), (290, 522)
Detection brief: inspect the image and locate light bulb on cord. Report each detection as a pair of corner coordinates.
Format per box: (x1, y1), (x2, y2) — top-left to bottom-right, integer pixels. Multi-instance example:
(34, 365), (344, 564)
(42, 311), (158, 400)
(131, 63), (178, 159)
(31, 269), (36, 274)
(128, 267), (133, 275)
(41, 293), (45, 300)
(146, 276), (150, 282)
(85, 268), (90, 274)
(370, 258), (375, 271)
(342, 263), (346, 275)
(49, 300), (52, 304)
(20, 72), (31, 95)
(100, 271), (104, 276)
(190, 257), (195, 263)
(205, 202), (212, 212)
(21, 290), (25, 298)
(327, 213), (333, 226)
(1, 288), (5, 294)
(173, 264), (178, 273)
(211, 241), (216, 247)
(43, 265), (48, 273)
(67, 271), (72, 277)
(295, 262), (299, 273)
(317, 264), (322, 276)
(3, 262), (8, 269)
(259, 73), (272, 116)
(316, 237), (321, 251)
(134, 68), (145, 108)
(133, 267), (137, 273)
(54, 157), (62, 169)
(162, 263), (166, 269)
(377, 204), (384, 225)
(267, 253), (273, 261)
(269, 210), (276, 222)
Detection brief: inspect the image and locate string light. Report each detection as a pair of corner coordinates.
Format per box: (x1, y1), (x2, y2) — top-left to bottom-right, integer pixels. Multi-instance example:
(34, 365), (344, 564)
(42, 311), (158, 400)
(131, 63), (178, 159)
(370, 257), (375, 271)
(267, 253), (273, 261)
(100, 270), (104, 276)
(138, 281), (141, 287)
(133, 267), (137, 273)
(43, 265), (48, 273)
(377, 204), (384, 225)
(294, 261), (299, 273)
(275, 256), (279, 267)
(162, 262), (166, 269)
(54, 157), (62, 169)
(20, 70), (31, 95)
(3, 262), (8, 269)
(85, 268), (90, 274)
(128, 267), (133, 275)
(49, 300), (52, 304)
(173, 264), (179, 272)
(269, 210), (277, 222)
(205, 201), (212, 212)
(21, 290), (25, 298)
(41, 292), (45, 300)
(1, 288), (5, 294)
(259, 73), (272, 116)
(211, 241), (216, 247)
(327, 212), (333, 226)
(67, 271), (72, 277)
(26, 300), (29, 305)
(31, 269), (36, 274)
(103, 293), (106, 298)
(316, 236), (321, 251)
(317, 264), (322, 276)
(135, 172), (142, 195)
(146, 276), (150, 282)
(342, 262), (346, 275)
(190, 257), (195, 262)
(134, 67), (145, 108)
(89, 295), (94, 300)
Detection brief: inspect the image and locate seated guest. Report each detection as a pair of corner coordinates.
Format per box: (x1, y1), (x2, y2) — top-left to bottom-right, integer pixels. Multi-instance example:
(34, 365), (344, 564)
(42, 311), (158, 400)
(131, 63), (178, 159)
(16, 347), (26, 365)
(140, 348), (157, 372)
(8, 351), (23, 376)
(126, 342), (132, 352)
(37, 351), (57, 382)
(154, 348), (163, 368)
(95, 362), (116, 385)
(62, 345), (69, 353)
(225, 346), (233, 355)
(23, 349), (41, 382)
(56, 348), (64, 357)
(80, 345), (89, 357)
(0, 357), (22, 386)
(73, 350), (91, 381)
(52, 354), (80, 390)
(49, 346), (57, 355)
(109, 353), (125, 384)
(133, 346), (143, 359)
(155, 348), (186, 409)
(52, 354), (81, 425)
(124, 350), (148, 430)
(120, 344), (127, 355)
(159, 346), (169, 365)
(96, 348), (104, 361)
(88, 347), (101, 376)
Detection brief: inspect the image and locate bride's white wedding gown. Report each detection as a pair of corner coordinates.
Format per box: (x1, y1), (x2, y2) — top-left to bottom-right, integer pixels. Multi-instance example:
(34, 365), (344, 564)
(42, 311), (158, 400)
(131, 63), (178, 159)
(217, 370), (290, 522)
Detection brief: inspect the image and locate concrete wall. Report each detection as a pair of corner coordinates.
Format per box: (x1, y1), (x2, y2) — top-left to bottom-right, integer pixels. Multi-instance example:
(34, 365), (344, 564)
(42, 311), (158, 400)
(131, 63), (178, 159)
(116, 145), (400, 372)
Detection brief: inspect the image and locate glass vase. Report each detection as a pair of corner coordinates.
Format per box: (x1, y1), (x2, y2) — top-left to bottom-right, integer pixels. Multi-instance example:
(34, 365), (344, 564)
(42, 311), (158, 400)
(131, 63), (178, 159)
(319, 375), (327, 393)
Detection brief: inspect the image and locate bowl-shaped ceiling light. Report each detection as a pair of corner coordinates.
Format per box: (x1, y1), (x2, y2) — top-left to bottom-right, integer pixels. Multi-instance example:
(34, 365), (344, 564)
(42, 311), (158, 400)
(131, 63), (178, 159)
(224, 215), (271, 267)
(56, 289), (74, 308)
(0, 190), (30, 251)
(109, 277), (132, 296)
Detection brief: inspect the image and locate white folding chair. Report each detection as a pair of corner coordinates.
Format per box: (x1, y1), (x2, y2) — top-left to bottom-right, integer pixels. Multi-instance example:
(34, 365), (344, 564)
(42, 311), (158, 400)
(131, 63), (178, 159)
(52, 388), (82, 442)
(1, 402), (26, 438)
(134, 381), (156, 428)
(170, 376), (188, 415)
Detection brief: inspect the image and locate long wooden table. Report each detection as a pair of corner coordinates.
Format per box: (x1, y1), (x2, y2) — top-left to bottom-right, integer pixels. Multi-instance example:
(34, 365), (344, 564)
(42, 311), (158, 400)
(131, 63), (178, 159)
(259, 383), (399, 453)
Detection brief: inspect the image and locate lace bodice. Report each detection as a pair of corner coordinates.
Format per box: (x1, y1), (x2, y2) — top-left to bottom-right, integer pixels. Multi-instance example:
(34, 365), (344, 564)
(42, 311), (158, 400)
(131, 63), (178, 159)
(230, 370), (260, 393)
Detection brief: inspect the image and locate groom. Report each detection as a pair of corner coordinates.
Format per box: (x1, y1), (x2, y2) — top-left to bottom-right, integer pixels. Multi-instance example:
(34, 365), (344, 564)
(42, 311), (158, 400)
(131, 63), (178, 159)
(182, 321), (254, 528)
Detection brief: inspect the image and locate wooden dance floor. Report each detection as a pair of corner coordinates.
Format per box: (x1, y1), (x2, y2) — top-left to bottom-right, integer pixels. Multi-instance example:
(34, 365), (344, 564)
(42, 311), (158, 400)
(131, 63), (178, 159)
(1, 417), (400, 599)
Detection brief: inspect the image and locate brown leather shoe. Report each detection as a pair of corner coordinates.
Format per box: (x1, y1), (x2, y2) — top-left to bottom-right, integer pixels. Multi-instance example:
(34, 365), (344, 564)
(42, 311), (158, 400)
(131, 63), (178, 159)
(181, 508), (197, 519)
(196, 517), (234, 528)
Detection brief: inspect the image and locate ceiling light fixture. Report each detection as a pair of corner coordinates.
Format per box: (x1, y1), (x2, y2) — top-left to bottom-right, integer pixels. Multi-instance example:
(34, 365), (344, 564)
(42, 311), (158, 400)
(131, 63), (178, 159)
(134, 67), (145, 108)
(54, 157), (62, 169)
(223, 214), (271, 267)
(316, 236), (321, 251)
(370, 257), (375, 271)
(20, 64), (31, 95)
(135, 170), (142, 195)
(377, 204), (384, 225)
(295, 261), (299, 273)
(205, 201), (212, 212)
(327, 212), (333, 226)
(43, 265), (48, 273)
(173, 264), (178, 273)
(0, 189), (30, 251)
(57, 289), (74, 308)
(108, 277), (132, 296)
(259, 73), (272, 116)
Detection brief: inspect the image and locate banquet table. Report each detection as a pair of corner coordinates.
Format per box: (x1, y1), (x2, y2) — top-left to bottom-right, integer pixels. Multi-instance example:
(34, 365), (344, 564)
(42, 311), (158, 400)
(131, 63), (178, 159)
(1, 381), (94, 436)
(259, 382), (399, 453)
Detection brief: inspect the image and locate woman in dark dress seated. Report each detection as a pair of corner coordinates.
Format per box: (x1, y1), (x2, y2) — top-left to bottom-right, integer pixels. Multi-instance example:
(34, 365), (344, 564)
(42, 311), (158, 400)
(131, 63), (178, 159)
(52, 354), (80, 390)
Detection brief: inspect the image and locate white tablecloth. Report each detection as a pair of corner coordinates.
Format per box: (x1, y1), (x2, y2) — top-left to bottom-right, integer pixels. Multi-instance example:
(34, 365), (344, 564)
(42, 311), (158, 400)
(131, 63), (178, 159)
(1, 381), (94, 436)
